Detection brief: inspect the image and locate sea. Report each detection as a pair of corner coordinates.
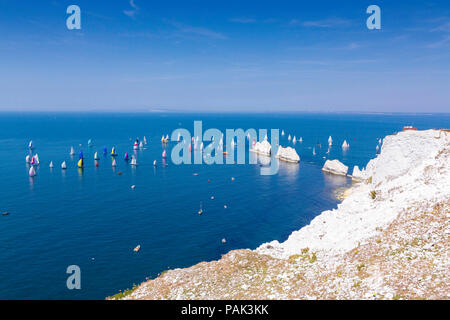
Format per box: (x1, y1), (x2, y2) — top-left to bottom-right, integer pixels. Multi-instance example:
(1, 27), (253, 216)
(0, 112), (448, 299)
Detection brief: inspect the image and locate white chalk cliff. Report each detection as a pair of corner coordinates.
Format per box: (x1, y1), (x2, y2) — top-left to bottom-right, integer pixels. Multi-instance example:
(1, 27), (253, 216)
(276, 146), (300, 163)
(251, 140), (271, 156)
(322, 159), (348, 176)
(258, 129), (450, 259)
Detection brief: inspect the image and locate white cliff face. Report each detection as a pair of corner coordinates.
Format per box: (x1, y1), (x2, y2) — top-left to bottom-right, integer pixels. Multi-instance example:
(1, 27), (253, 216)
(322, 159), (348, 176)
(351, 166), (365, 181)
(276, 146), (300, 163)
(252, 140), (271, 156)
(257, 129), (450, 259)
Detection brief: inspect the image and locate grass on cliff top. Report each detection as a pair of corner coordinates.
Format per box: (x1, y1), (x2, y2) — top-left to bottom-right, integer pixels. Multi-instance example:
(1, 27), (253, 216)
(109, 284), (138, 300)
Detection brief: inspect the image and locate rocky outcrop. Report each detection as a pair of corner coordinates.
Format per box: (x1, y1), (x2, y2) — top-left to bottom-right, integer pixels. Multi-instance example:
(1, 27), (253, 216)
(276, 146), (300, 163)
(251, 140), (271, 156)
(322, 159), (348, 176)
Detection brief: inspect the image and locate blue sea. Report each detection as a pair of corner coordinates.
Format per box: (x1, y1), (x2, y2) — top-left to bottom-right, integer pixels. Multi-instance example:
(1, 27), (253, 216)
(0, 112), (448, 299)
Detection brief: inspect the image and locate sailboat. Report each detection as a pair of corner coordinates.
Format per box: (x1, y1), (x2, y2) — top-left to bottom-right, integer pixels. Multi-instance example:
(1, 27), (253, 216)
(342, 140), (350, 149)
(143, 136), (147, 144)
(133, 140), (139, 150)
(299, 137), (303, 143)
(88, 139), (93, 147)
(177, 133), (181, 142)
(49, 161), (54, 168)
(162, 150), (167, 158)
(124, 152), (129, 161)
(153, 160), (157, 166)
(29, 166), (36, 177)
(94, 152), (100, 160)
(130, 156), (137, 166)
(77, 158), (84, 168)
(111, 147), (117, 156)
(281, 130), (285, 136)
(198, 202), (203, 215)
(313, 147), (316, 156)
(28, 140), (34, 149)
(34, 154), (40, 165)
(70, 146), (75, 156)
(112, 159), (117, 167)
(95, 160), (99, 167)
(26, 155), (31, 163)
(288, 134), (291, 141)
(30, 155), (36, 166)
(328, 136), (333, 147)
(165, 134), (169, 141)
(293, 136), (297, 144)
(61, 161), (67, 169)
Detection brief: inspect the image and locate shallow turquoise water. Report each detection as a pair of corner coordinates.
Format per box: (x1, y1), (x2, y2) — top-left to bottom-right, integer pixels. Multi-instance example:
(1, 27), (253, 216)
(0, 112), (448, 299)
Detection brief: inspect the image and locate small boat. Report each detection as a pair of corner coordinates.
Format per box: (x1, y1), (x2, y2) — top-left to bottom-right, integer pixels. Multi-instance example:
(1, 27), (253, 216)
(130, 156), (137, 166)
(221, 238), (226, 244)
(139, 141), (144, 149)
(29, 166), (36, 177)
(165, 134), (169, 141)
(30, 155), (36, 166)
(49, 161), (54, 168)
(293, 136), (297, 143)
(112, 159), (117, 167)
(342, 140), (350, 149)
(162, 150), (167, 158)
(34, 154), (40, 165)
(61, 161), (67, 169)
(281, 130), (285, 136)
(133, 245), (140, 252)
(313, 147), (316, 156)
(328, 136), (333, 146)
(198, 202), (203, 215)
(161, 135), (165, 143)
(143, 136), (147, 144)
(153, 160), (157, 166)
(288, 134), (291, 141)
(177, 133), (181, 142)
(94, 152), (100, 160)
(25, 155), (30, 163)
(133, 141), (139, 150)
(70, 146), (75, 155)
(200, 142), (204, 150)
(124, 152), (129, 161)
(28, 140), (34, 149)
(77, 158), (84, 168)
(299, 137), (303, 143)
(378, 139), (382, 144)
(111, 147), (117, 156)
(88, 139), (93, 147)
(131, 185), (136, 189)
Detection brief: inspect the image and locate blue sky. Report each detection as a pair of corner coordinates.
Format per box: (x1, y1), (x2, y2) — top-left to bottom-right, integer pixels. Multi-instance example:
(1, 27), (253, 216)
(0, 0), (449, 112)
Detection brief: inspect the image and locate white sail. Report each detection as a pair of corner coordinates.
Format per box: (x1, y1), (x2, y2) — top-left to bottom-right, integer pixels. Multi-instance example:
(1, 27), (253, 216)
(313, 147), (316, 155)
(130, 157), (137, 166)
(281, 130), (285, 136)
(29, 166), (36, 176)
(112, 159), (117, 167)
(28, 140), (33, 149)
(299, 137), (303, 143)
(94, 152), (99, 160)
(143, 136), (147, 144)
(288, 134), (291, 141)
(34, 154), (40, 165)
(49, 161), (54, 168)
(139, 141), (144, 149)
(153, 160), (157, 166)
(61, 161), (67, 169)
(70, 146), (75, 155)
(328, 136), (333, 146)
(26, 155), (30, 163)
(342, 140), (350, 149)
(293, 136), (297, 143)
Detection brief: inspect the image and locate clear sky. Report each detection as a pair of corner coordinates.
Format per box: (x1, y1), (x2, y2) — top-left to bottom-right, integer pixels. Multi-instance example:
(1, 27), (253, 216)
(0, 0), (449, 112)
